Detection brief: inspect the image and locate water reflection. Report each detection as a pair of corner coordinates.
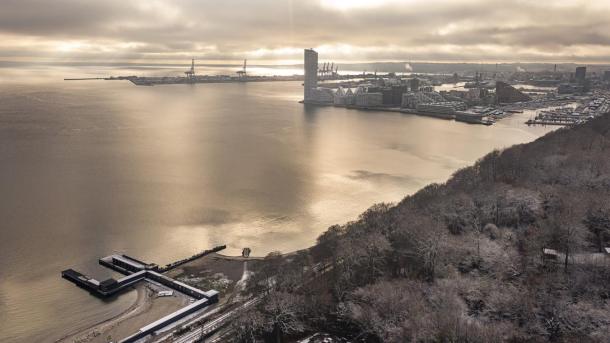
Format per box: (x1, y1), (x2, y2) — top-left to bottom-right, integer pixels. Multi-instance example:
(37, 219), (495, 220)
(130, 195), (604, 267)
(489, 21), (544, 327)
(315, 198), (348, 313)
(0, 67), (555, 342)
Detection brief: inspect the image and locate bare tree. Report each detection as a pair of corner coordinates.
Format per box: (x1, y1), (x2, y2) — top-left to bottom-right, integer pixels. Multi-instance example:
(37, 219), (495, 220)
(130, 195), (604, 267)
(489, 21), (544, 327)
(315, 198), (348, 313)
(263, 292), (305, 343)
(583, 207), (610, 253)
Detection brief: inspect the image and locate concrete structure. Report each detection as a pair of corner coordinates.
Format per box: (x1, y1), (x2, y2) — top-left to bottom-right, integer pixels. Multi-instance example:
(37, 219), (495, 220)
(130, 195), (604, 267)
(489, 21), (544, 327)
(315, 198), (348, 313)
(304, 49), (318, 102)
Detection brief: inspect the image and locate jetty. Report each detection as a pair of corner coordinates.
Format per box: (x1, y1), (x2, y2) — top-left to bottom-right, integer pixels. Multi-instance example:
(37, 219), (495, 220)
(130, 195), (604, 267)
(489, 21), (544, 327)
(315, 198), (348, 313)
(61, 248), (223, 343)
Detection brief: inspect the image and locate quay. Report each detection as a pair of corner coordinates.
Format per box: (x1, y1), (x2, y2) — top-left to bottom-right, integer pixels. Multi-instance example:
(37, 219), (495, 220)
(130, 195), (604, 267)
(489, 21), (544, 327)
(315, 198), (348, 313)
(61, 248), (222, 343)
(304, 101), (496, 125)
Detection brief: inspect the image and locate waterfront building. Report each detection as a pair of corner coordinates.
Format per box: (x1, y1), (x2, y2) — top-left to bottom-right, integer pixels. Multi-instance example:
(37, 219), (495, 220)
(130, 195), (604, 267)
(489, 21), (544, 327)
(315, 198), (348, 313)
(496, 81), (531, 103)
(309, 87), (335, 104)
(334, 87), (355, 105)
(401, 91), (446, 108)
(416, 101), (466, 114)
(334, 87), (346, 105)
(304, 49), (318, 102)
(355, 92), (383, 107)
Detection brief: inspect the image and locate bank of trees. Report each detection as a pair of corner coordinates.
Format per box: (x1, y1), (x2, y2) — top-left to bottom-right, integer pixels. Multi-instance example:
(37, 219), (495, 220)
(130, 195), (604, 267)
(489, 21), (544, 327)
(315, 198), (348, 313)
(233, 114), (610, 342)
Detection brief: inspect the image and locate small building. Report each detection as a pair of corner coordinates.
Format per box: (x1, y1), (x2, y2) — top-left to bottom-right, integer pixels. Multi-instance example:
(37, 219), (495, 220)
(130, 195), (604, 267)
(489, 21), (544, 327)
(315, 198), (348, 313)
(543, 248), (559, 260)
(242, 247), (251, 258)
(158, 290), (174, 297)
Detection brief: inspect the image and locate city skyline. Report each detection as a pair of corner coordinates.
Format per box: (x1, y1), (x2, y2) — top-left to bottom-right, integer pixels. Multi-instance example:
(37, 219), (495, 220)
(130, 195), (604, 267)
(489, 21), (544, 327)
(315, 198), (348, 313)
(2, 0), (610, 64)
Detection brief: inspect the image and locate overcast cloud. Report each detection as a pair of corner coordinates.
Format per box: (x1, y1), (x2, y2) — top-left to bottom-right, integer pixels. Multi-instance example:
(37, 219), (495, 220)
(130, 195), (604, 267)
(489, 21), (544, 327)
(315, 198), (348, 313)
(1, 0), (610, 63)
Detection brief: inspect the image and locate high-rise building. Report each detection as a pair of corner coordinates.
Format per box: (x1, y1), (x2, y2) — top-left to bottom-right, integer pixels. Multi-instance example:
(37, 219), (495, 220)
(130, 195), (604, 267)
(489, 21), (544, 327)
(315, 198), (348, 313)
(409, 78), (420, 92)
(304, 49), (318, 101)
(575, 66), (587, 83)
(604, 71), (610, 82)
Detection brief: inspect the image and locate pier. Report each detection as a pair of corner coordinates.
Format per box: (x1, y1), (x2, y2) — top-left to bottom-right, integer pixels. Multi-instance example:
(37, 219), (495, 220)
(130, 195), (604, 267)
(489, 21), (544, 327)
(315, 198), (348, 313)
(61, 248), (221, 342)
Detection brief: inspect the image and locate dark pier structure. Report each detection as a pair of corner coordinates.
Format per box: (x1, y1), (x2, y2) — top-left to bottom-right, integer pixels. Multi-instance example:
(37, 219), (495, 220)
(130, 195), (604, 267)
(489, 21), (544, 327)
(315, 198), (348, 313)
(61, 248), (223, 343)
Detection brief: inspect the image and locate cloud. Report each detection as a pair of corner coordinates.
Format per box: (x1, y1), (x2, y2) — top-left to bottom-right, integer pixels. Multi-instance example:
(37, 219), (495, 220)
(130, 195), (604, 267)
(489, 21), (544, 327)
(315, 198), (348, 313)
(1, 0), (610, 63)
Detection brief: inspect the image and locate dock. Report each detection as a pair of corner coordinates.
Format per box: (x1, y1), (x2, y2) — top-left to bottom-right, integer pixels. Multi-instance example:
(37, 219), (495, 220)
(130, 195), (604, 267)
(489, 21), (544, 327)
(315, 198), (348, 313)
(61, 249), (222, 343)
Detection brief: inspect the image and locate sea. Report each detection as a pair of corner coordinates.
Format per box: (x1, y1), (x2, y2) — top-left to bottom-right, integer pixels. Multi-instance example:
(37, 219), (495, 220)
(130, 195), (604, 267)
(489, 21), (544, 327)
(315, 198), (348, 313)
(0, 64), (555, 342)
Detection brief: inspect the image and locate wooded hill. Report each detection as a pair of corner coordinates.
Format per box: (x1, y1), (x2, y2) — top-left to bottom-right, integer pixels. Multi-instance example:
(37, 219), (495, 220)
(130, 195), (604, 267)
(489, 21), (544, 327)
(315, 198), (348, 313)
(237, 114), (610, 343)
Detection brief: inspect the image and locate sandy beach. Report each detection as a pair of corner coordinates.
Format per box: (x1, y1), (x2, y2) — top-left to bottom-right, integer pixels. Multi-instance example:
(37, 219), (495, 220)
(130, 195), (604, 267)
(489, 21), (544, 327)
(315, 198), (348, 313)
(56, 284), (189, 343)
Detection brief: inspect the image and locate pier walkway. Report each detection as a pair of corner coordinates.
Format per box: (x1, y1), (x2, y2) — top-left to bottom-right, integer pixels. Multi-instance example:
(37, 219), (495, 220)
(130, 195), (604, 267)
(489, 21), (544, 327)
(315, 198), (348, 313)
(61, 249), (221, 343)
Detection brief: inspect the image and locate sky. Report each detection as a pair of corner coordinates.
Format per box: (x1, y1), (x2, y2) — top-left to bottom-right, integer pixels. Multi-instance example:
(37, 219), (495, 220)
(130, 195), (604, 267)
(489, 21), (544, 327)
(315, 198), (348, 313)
(1, 0), (610, 65)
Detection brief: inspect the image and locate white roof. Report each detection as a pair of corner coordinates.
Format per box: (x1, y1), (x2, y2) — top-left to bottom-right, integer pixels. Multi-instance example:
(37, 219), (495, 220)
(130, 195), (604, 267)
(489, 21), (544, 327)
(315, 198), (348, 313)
(139, 299), (208, 332)
(147, 271), (207, 297)
(116, 270), (146, 284)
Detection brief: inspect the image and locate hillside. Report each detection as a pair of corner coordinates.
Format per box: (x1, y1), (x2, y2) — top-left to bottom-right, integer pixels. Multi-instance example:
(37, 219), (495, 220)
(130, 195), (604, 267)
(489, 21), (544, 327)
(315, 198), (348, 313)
(236, 114), (610, 343)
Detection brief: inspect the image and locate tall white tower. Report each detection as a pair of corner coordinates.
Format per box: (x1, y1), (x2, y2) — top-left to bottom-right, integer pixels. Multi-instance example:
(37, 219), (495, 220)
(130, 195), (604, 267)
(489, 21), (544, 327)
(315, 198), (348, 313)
(304, 49), (318, 101)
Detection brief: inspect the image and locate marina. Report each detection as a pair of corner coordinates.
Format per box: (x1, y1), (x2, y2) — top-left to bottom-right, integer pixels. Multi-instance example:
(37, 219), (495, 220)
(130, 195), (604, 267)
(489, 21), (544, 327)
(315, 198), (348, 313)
(526, 95), (609, 126)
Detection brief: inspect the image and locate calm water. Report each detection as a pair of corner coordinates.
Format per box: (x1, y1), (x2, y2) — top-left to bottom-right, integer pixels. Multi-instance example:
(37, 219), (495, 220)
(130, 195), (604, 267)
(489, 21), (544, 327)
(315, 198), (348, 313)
(0, 66), (555, 342)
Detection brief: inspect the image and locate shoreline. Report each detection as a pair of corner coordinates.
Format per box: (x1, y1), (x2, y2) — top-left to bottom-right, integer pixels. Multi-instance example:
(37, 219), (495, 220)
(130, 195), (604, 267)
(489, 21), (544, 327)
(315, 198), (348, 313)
(54, 254), (255, 343)
(54, 285), (148, 343)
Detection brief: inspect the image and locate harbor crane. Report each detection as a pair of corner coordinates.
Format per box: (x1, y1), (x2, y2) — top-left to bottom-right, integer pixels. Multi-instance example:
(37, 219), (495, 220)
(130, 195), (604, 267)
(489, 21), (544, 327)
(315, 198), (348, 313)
(237, 59), (247, 79)
(185, 58), (195, 79)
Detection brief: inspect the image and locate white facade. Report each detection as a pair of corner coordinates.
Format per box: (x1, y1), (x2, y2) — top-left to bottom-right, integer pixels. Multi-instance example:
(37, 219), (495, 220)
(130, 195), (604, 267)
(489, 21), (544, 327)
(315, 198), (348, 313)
(334, 87), (355, 105)
(355, 92), (383, 107)
(310, 87), (334, 104)
(401, 91), (447, 108)
(304, 49), (318, 101)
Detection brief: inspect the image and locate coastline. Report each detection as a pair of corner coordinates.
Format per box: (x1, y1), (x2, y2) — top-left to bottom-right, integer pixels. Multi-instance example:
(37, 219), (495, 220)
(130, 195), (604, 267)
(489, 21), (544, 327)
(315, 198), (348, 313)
(54, 254), (255, 343)
(54, 285), (147, 343)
